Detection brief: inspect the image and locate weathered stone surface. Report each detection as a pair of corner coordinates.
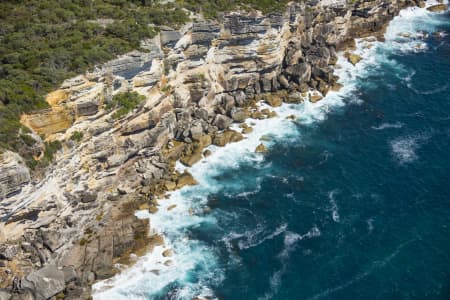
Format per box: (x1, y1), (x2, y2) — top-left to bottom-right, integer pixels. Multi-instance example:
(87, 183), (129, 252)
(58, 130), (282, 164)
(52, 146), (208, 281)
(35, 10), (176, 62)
(213, 114), (232, 130)
(0, 151), (30, 199)
(21, 264), (65, 300)
(265, 94), (283, 107)
(76, 101), (99, 117)
(345, 52), (362, 65)
(213, 130), (244, 147)
(255, 143), (268, 153)
(160, 30), (181, 47)
(427, 4), (448, 12)
(285, 92), (304, 104)
(20, 108), (73, 135)
(0, 244), (19, 260)
(0, 291), (11, 300)
(230, 108), (248, 123)
(0, 1), (418, 298)
(177, 171), (198, 189)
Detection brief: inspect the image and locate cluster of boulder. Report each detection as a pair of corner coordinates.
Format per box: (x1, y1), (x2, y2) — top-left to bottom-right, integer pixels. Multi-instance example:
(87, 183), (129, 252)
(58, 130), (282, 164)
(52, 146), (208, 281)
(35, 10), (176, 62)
(0, 0), (430, 299)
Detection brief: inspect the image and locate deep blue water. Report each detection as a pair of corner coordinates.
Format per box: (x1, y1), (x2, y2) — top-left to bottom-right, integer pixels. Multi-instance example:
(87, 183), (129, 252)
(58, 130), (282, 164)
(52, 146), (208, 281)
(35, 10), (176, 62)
(93, 6), (450, 300)
(188, 9), (450, 300)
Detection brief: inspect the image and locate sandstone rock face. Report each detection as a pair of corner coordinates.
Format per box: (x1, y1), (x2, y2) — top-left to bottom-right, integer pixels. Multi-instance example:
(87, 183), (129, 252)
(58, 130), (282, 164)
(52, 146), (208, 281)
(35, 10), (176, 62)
(0, 151), (30, 199)
(1, 1), (419, 298)
(21, 108), (73, 135)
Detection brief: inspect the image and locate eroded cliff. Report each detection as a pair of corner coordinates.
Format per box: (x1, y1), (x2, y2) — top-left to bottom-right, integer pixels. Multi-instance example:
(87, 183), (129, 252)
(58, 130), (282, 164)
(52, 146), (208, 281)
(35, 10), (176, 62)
(0, 0), (426, 299)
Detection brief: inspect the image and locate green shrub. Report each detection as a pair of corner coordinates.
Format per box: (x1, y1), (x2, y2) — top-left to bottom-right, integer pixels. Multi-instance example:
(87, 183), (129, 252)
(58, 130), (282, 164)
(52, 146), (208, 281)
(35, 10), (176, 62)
(70, 131), (84, 142)
(40, 140), (62, 166)
(107, 92), (146, 119)
(0, 0), (189, 155)
(0, 0), (294, 157)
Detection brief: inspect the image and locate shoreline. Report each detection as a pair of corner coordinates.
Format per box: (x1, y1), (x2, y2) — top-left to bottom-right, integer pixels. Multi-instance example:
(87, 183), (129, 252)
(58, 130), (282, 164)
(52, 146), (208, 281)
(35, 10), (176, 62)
(2, 1), (448, 299)
(92, 2), (449, 298)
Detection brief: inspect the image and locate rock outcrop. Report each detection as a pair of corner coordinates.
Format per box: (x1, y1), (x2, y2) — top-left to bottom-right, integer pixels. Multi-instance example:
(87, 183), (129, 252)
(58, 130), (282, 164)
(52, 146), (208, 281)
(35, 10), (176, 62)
(0, 151), (30, 200)
(0, 0), (427, 298)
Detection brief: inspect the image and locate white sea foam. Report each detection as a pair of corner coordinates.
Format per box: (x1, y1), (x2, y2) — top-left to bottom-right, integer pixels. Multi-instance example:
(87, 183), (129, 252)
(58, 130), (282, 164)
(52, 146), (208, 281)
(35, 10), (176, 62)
(328, 190), (340, 223)
(371, 122), (404, 130)
(390, 134), (429, 164)
(238, 223), (287, 250)
(407, 82), (449, 95)
(258, 227), (321, 300)
(93, 2), (447, 299)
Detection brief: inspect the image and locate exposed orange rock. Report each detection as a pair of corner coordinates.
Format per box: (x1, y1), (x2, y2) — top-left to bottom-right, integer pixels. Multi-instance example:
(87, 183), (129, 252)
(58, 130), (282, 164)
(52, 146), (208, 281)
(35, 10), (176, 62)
(46, 89), (69, 107)
(20, 107), (73, 135)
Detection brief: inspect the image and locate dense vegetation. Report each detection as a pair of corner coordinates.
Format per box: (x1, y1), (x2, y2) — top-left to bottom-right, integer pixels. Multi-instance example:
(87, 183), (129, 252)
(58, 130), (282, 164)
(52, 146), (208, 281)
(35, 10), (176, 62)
(0, 0), (294, 159)
(178, 0), (292, 18)
(0, 0), (189, 153)
(106, 92), (146, 119)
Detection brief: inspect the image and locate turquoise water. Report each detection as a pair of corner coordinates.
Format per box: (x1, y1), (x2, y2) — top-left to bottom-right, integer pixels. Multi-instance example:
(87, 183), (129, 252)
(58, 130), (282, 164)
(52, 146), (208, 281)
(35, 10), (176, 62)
(93, 4), (450, 300)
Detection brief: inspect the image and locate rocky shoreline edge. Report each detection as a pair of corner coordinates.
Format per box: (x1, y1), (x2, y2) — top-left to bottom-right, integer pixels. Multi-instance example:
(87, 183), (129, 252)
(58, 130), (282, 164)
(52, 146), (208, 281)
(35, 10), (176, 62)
(1, 1), (447, 299)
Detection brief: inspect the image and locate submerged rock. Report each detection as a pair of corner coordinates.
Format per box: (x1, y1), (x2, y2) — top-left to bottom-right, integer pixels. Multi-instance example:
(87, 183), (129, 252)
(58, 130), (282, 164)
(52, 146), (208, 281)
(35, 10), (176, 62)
(176, 171), (198, 189)
(213, 130), (244, 147)
(345, 52), (362, 65)
(255, 143), (268, 153)
(427, 4), (448, 12)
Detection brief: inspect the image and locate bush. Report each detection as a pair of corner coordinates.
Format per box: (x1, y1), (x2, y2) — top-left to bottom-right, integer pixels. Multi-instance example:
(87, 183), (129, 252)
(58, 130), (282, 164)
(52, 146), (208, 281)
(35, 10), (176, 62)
(107, 92), (146, 119)
(0, 0), (189, 155)
(0, 0), (292, 157)
(70, 131), (84, 142)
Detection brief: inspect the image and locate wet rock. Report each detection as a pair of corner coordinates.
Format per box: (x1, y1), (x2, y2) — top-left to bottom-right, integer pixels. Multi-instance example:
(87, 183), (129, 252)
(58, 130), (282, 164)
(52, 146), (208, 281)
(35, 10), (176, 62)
(251, 111), (266, 120)
(264, 94), (283, 107)
(309, 93), (323, 103)
(213, 130), (244, 147)
(345, 52), (362, 65)
(162, 249), (173, 257)
(242, 126), (253, 134)
(230, 108), (248, 123)
(203, 149), (212, 157)
(176, 171), (198, 189)
(427, 4), (448, 12)
(285, 92), (304, 104)
(180, 150), (202, 167)
(164, 181), (177, 191)
(255, 143), (268, 153)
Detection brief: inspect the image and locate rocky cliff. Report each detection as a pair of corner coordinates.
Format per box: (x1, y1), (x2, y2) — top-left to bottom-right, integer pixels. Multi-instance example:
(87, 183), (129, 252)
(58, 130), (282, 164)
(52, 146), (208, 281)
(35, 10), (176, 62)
(0, 0), (426, 299)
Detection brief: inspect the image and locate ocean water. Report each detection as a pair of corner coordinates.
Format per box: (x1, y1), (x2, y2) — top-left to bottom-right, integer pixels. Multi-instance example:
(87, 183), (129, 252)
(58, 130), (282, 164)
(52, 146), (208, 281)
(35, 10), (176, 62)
(93, 3), (450, 300)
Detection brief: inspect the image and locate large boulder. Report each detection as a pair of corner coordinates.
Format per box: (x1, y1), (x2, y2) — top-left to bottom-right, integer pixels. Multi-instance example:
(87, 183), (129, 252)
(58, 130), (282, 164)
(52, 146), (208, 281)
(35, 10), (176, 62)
(213, 114), (232, 130)
(213, 130), (244, 147)
(0, 291), (11, 300)
(176, 171), (198, 189)
(21, 264), (65, 300)
(345, 52), (362, 65)
(230, 108), (248, 123)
